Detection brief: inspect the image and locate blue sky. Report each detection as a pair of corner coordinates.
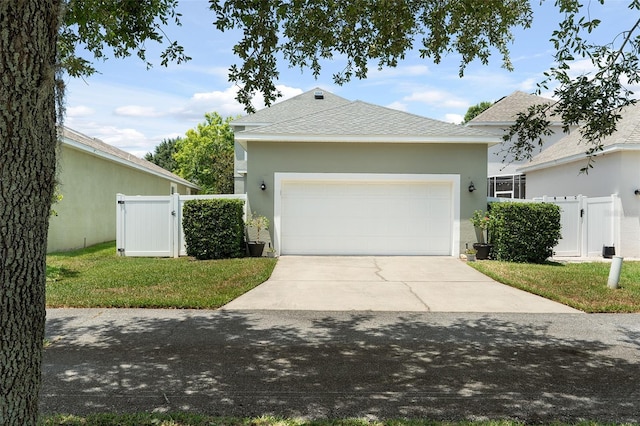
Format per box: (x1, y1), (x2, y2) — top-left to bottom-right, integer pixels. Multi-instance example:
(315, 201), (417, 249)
(63, 0), (633, 158)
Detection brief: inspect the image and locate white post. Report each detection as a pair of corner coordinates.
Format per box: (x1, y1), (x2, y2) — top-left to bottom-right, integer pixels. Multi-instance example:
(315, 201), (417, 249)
(116, 193), (125, 256)
(607, 256), (624, 289)
(171, 193), (180, 258)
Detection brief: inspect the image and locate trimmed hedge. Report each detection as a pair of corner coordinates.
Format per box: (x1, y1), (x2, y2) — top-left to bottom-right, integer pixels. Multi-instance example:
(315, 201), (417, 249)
(489, 202), (561, 264)
(182, 199), (245, 260)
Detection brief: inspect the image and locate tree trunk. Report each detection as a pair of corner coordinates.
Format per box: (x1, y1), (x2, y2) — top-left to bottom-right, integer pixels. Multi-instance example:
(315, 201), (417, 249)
(0, 1), (61, 424)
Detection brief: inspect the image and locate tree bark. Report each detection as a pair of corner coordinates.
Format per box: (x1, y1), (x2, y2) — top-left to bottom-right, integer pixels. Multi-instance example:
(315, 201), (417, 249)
(0, 1), (61, 424)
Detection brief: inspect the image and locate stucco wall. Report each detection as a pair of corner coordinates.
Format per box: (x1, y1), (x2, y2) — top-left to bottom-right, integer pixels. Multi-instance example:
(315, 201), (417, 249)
(526, 151), (640, 257)
(246, 141), (488, 254)
(473, 123), (568, 176)
(48, 145), (194, 252)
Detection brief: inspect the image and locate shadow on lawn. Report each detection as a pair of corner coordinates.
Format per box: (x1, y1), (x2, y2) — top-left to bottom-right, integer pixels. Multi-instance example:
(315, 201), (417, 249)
(41, 311), (640, 423)
(46, 265), (79, 281)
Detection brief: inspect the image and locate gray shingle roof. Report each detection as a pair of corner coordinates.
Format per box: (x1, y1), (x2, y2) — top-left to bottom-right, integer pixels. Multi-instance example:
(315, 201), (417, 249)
(234, 89), (498, 143)
(232, 88), (351, 127)
(520, 103), (640, 171)
(469, 91), (556, 124)
(61, 127), (198, 189)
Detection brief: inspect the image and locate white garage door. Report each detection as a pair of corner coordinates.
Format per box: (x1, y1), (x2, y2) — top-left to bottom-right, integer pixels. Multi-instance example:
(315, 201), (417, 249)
(280, 180), (453, 255)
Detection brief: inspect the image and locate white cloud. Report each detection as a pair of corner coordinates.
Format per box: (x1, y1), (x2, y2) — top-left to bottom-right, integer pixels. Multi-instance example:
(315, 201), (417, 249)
(66, 105), (95, 117)
(275, 84), (305, 101)
(403, 89), (469, 109)
(174, 86), (243, 119)
(567, 58), (596, 77)
(75, 125), (153, 158)
(517, 78), (539, 92)
(172, 84), (304, 120)
(115, 105), (164, 118)
(443, 113), (463, 124)
(386, 101), (408, 112)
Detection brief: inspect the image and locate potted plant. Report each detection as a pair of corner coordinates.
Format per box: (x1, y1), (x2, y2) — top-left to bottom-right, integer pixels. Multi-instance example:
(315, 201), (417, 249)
(265, 247), (277, 258)
(246, 213), (269, 257)
(470, 209), (492, 260)
(464, 247), (477, 262)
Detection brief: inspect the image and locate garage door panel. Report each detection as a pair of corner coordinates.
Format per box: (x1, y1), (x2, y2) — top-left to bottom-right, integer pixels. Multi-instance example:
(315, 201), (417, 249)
(281, 180), (453, 255)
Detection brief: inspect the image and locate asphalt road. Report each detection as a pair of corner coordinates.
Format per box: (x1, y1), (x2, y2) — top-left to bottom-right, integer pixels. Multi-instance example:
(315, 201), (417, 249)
(41, 309), (640, 423)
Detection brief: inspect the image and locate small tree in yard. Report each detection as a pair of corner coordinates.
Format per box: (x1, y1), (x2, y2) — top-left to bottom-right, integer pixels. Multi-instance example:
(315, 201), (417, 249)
(462, 101), (493, 124)
(490, 202), (561, 264)
(144, 137), (181, 172)
(173, 113), (235, 194)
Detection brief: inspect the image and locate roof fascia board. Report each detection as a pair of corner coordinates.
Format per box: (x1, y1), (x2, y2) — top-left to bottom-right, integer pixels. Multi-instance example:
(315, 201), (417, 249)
(468, 121), (565, 127)
(518, 143), (640, 173)
(235, 134), (500, 145)
(231, 122), (271, 129)
(61, 135), (198, 189)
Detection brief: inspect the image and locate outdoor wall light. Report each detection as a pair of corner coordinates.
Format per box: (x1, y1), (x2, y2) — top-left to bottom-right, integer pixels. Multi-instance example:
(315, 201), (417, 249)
(260, 181), (266, 191)
(468, 181), (476, 193)
(635, 189), (640, 196)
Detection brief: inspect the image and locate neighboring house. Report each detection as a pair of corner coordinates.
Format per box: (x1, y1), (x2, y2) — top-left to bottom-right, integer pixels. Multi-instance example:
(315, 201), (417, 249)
(231, 88), (500, 256)
(48, 127), (199, 253)
(519, 103), (640, 258)
(467, 91), (574, 199)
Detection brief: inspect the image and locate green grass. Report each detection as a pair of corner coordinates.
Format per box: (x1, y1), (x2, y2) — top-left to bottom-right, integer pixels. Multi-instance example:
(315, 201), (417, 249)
(38, 414), (631, 426)
(470, 260), (640, 313)
(46, 241), (276, 309)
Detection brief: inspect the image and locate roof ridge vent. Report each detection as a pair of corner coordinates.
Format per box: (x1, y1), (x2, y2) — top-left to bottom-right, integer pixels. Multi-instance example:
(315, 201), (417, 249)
(314, 90), (324, 100)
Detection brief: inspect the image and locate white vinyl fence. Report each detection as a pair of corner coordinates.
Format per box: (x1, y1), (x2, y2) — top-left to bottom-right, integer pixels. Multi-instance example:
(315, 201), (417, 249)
(533, 195), (620, 257)
(490, 194), (620, 257)
(116, 193), (247, 257)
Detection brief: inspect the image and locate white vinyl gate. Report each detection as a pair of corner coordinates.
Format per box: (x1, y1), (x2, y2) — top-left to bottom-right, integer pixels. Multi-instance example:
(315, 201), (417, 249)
(116, 193), (247, 257)
(532, 195), (620, 257)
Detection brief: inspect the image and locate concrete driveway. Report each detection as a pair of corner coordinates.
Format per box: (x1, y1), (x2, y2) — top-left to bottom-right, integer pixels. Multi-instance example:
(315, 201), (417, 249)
(223, 256), (581, 313)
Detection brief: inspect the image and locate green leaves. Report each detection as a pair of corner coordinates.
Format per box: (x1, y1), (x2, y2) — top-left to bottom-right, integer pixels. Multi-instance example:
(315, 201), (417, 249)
(462, 101), (493, 124)
(210, 0), (533, 111)
(490, 202), (562, 264)
(59, 0), (190, 78)
(508, 1), (640, 173)
(144, 137), (181, 172)
(182, 199), (246, 260)
(173, 113), (236, 194)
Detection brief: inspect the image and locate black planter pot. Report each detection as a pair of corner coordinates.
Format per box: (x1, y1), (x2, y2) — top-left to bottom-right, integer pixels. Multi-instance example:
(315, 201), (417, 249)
(602, 246), (615, 259)
(473, 243), (493, 260)
(247, 242), (266, 257)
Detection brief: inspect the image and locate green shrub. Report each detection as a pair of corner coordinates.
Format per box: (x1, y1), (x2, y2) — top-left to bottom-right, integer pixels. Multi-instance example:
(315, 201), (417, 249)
(489, 202), (561, 263)
(182, 199), (245, 260)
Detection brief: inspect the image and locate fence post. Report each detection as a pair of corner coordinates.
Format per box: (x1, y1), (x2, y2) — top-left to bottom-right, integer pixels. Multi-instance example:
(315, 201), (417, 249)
(172, 193), (180, 258)
(116, 193), (125, 256)
(611, 194), (621, 252)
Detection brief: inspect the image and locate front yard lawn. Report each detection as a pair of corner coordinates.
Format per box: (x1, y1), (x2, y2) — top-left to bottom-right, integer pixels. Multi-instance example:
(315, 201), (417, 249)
(47, 242), (640, 313)
(470, 260), (640, 313)
(46, 241), (276, 309)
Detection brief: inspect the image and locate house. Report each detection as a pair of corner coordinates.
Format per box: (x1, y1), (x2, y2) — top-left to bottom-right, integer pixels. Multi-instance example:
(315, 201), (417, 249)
(231, 88), (500, 256)
(466, 91), (575, 198)
(48, 127), (198, 253)
(519, 103), (640, 258)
